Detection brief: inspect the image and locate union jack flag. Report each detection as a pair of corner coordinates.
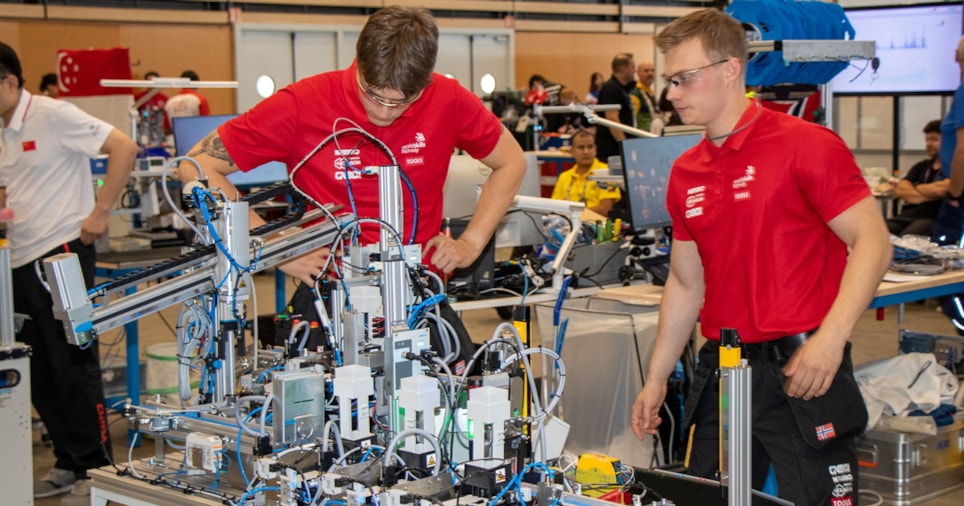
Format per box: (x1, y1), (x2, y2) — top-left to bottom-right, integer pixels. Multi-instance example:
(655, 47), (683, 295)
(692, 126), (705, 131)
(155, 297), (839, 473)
(816, 423), (836, 441)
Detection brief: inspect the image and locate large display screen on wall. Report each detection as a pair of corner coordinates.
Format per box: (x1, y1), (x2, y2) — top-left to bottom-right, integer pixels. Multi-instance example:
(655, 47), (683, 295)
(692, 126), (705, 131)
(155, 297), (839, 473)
(832, 3), (963, 95)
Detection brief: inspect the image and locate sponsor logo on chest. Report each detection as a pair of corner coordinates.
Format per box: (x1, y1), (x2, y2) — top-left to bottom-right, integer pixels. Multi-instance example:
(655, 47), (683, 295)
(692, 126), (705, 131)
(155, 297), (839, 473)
(685, 185), (705, 219)
(333, 148), (362, 175)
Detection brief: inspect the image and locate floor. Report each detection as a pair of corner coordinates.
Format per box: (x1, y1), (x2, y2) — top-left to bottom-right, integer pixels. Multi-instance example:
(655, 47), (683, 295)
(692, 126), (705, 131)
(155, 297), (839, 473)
(32, 270), (964, 505)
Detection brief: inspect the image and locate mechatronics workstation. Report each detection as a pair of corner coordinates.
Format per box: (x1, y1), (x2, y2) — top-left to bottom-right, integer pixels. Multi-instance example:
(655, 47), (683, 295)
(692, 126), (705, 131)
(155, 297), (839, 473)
(2, 1), (964, 506)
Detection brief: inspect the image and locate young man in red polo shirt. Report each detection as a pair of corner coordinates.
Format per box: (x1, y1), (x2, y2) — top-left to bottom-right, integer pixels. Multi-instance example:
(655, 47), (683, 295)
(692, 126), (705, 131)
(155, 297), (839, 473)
(177, 7), (526, 368)
(630, 9), (891, 505)
(180, 5), (524, 282)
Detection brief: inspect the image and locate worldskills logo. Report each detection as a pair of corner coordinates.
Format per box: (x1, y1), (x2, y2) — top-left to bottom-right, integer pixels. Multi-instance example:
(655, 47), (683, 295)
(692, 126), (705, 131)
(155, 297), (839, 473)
(732, 165), (755, 201)
(732, 165), (755, 189)
(402, 132), (427, 166)
(401, 132), (426, 154)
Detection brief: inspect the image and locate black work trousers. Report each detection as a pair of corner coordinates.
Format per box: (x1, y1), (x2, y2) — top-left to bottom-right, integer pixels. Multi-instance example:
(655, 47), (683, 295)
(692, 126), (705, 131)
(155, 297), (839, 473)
(685, 340), (865, 506)
(13, 239), (111, 477)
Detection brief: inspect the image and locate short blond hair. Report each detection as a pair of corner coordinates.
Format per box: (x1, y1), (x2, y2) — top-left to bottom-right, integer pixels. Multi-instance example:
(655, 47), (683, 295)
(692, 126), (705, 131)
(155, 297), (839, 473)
(655, 9), (747, 67)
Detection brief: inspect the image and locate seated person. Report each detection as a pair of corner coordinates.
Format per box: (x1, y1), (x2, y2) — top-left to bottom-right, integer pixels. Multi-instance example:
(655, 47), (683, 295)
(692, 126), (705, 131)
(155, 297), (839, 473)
(887, 120), (949, 236)
(550, 129), (620, 215)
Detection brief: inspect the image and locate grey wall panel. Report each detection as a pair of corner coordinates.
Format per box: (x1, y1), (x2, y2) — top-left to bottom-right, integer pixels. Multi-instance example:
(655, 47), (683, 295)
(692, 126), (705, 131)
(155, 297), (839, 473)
(471, 34), (512, 96)
(236, 24), (513, 113)
(293, 31), (339, 81)
(235, 29), (294, 113)
(437, 34), (473, 90)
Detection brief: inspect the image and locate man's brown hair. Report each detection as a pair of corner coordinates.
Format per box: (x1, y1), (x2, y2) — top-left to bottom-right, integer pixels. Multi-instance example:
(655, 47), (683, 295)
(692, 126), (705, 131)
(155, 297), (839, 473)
(356, 6), (438, 99)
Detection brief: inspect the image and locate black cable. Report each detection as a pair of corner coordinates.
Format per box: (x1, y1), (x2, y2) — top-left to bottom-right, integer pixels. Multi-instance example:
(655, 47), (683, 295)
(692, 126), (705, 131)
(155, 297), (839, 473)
(120, 185), (140, 209)
(513, 209), (551, 241)
(156, 307), (177, 336)
(583, 243), (625, 278)
(102, 413), (129, 474)
(398, 169), (419, 245)
(576, 274), (605, 289)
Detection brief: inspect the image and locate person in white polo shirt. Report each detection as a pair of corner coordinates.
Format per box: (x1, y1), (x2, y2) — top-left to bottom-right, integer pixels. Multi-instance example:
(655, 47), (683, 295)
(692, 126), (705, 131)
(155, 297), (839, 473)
(0, 41), (137, 505)
(164, 69), (210, 120)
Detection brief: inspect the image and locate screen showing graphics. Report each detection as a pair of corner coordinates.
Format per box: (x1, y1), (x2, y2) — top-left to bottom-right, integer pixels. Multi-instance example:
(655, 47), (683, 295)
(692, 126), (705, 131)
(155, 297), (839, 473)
(172, 115), (289, 186)
(620, 134), (701, 234)
(832, 3), (963, 95)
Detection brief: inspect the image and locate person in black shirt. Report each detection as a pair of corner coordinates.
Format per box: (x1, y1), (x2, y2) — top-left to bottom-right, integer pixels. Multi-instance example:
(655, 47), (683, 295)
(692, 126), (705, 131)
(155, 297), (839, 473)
(595, 53), (637, 163)
(886, 120), (948, 236)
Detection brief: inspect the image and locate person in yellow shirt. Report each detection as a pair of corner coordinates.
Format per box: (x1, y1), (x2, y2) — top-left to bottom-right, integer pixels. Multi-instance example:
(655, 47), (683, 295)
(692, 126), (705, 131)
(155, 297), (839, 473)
(551, 129), (621, 215)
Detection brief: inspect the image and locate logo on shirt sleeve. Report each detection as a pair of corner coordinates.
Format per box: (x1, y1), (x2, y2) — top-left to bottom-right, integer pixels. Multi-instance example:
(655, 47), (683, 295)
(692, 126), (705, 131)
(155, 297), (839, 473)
(22, 140), (36, 152)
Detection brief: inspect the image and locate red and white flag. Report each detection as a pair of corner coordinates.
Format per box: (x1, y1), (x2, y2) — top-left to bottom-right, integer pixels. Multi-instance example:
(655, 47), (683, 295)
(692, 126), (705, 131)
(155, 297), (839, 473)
(56, 47), (134, 132)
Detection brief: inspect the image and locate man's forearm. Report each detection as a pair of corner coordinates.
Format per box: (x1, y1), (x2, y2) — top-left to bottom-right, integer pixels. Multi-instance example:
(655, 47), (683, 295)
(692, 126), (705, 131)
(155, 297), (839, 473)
(461, 131), (526, 256)
(96, 138), (138, 213)
(648, 277), (703, 385)
(894, 180), (926, 203)
(460, 166), (523, 255)
(181, 163), (269, 230)
(819, 234), (891, 345)
(916, 179), (950, 200)
(179, 132), (269, 230)
(604, 110), (626, 142)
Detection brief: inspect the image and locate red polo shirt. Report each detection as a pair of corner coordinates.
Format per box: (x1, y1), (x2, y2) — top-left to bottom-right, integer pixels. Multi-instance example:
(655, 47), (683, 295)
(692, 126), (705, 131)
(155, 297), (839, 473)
(667, 103), (870, 343)
(219, 61), (502, 247)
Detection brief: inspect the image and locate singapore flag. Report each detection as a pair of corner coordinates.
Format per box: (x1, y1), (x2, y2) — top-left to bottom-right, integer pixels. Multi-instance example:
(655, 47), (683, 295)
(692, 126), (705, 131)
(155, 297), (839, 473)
(57, 47), (133, 133)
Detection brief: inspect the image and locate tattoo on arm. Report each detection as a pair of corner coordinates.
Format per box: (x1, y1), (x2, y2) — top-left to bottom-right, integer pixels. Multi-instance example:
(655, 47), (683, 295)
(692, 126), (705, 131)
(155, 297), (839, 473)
(187, 133), (236, 168)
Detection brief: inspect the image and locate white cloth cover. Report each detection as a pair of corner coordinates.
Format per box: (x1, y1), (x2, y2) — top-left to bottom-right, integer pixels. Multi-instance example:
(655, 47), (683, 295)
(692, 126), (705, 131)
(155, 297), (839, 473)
(854, 352), (959, 430)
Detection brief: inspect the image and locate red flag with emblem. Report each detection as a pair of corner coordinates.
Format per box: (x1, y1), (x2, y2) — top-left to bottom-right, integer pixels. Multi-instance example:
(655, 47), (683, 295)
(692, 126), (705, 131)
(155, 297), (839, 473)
(54, 47), (134, 133)
(56, 47), (132, 97)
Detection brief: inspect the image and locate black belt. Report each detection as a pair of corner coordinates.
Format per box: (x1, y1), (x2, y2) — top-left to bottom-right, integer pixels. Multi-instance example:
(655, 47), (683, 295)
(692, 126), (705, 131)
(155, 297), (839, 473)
(740, 329), (816, 364)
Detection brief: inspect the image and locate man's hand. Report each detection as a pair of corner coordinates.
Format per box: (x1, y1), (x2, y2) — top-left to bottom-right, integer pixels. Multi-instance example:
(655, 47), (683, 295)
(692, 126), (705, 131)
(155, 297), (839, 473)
(277, 247), (334, 285)
(425, 234), (478, 274)
(80, 208), (110, 245)
(782, 332), (845, 400)
(631, 382), (667, 440)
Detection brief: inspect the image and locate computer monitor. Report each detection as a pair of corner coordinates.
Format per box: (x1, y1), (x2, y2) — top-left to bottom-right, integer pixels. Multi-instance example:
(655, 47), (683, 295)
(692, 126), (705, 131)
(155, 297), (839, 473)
(443, 152), (544, 248)
(620, 134), (701, 235)
(832, 3), (964, 95)
(171, 114), (289, 186)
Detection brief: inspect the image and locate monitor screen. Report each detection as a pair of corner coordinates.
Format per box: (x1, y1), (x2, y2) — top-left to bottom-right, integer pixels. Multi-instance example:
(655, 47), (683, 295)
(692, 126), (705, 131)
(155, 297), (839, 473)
(171, 115), (289, 186)
(443, 152), (544, 247)
(831, 3), (963, 95)
(620, 134), (701, 234)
